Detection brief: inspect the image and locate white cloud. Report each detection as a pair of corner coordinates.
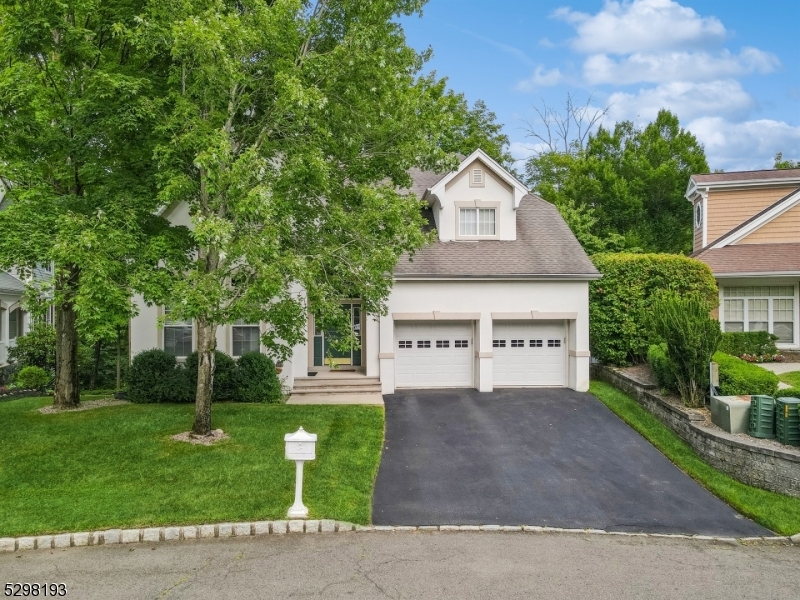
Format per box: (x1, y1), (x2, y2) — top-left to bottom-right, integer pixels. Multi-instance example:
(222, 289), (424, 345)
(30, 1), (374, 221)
(554, 0), (726, 55)
(515, 66), (563, 91)
(687, 117), (800, 171)
(584, 47), (779, 85)
(606, 80), (754, 123)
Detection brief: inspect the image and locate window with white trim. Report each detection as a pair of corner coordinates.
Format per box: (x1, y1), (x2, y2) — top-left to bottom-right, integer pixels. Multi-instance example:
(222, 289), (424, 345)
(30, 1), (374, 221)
(8, 307), (22, 340)
(163, 308), (193, 358)
(459, 208), (495, 236)
(232, 319), (260, 356)
(694, 203), (702, 229)
(722, 286), (796, 343)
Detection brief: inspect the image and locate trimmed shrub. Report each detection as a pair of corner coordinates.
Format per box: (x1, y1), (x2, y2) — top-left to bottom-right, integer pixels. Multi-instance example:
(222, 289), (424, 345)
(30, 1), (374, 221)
(776, 388), (800, 399)
(647, 344), (677, 391)
(236, 352), (282, 403)
(713, 352), (779, 397)
(649, 293), (722, 407)
(590, 253), (718, 365)
(185, 350), (238, 402)
(128, 350), (192, 404)
(14, 365), (50, 390)
(718, 331), (779, 359)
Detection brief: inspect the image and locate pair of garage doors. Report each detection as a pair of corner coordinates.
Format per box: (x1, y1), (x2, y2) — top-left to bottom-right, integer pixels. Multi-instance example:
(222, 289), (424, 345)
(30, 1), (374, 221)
(394, 321), (565, 388)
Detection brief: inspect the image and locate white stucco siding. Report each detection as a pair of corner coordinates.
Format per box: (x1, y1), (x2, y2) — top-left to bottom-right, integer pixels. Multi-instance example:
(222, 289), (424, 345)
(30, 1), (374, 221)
(438, 159), (516, 241)
(379, 279), (591, 393)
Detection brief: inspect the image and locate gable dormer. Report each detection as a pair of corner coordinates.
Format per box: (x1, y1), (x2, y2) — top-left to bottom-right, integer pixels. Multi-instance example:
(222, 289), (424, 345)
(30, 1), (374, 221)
(426, 149), (528, 242)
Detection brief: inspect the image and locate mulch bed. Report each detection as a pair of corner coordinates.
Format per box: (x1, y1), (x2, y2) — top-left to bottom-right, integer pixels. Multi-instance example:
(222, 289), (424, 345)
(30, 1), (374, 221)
(171, 429), (229, 446)
(37, 399), (130, 414)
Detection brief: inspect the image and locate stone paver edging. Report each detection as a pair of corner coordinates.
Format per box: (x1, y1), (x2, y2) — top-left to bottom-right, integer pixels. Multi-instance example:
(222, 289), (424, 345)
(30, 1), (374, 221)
(2, 521), (797, 553)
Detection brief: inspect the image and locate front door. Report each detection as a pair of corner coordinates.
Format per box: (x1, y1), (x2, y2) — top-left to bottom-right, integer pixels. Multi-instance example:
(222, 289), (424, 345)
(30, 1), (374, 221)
(313, 303), (362, 368)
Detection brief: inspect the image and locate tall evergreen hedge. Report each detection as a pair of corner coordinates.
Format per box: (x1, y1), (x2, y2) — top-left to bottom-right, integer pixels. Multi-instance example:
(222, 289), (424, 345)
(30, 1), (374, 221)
(590, 253), (718, 365)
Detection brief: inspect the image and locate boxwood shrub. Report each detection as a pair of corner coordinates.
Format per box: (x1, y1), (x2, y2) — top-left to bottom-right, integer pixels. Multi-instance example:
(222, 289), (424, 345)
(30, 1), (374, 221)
(128, 349), (192, 404)
(14, 366), (50, 390)
(129, 349), (281, 403)
(590, 253), (718, 365)
(712, 352), (779, 397)
(718, 331), (779, 358)
(776, 388), (800, 399)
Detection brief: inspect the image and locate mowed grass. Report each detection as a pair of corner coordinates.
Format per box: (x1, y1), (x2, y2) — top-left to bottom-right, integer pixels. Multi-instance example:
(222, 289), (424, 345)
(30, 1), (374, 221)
(778, 370), (800, 389)
(0, 396), (384, 537)
(589, 381), (800, 536)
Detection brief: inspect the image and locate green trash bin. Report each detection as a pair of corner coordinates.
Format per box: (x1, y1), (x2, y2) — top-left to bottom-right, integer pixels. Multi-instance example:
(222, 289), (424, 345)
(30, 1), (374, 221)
(748, 395), (775, 439)
(775, 397), (800, 446)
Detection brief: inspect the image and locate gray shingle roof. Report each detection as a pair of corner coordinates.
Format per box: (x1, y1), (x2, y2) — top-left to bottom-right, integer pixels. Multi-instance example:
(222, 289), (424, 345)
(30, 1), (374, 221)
(395, 195), (600, 279)
(692, 168), (800, 184)
(0, 271), (25, 294)
(402, 167), (448, 200)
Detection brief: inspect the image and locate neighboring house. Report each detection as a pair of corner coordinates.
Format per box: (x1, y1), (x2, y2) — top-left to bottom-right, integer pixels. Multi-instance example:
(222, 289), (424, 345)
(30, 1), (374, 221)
(0, 270), (27, 367)
(687, 167), (800, 351)
(130, 149), (600, 393)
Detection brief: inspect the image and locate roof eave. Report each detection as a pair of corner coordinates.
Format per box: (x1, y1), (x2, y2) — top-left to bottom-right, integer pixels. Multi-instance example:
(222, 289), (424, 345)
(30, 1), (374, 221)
(394, 273), (602, 281)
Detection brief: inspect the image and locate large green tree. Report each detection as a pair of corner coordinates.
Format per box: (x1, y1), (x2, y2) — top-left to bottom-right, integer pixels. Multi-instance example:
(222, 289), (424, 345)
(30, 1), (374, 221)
(439, 98), (514, 171)
(0, 0), (178, 408)
(526, 109), (709, 255)
(137, 0), (468, 435)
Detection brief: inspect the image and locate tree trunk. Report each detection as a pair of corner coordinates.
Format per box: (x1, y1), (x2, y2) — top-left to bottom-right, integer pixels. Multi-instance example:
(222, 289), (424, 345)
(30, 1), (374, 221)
(53, 265), (80, 409)
(116, 326), (122, 391)
(89, 339), (102, 390)
(192, 316), (217, 436)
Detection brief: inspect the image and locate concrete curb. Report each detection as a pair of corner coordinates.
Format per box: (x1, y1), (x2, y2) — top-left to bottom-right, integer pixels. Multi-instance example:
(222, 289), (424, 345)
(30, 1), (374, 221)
(1, 522), (797, 553)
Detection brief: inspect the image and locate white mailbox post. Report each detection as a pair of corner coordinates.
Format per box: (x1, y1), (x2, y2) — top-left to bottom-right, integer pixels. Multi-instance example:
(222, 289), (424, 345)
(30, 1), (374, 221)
(284, 427), (317, 519)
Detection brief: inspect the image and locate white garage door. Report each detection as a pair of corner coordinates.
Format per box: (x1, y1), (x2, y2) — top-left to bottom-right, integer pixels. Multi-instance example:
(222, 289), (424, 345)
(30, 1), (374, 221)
(395, 321), (473, 388)
(493, 321), (566, 387)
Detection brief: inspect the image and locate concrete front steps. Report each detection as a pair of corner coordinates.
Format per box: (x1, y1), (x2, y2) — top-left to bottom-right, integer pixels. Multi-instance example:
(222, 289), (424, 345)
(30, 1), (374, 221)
(287, 374), (383, 405)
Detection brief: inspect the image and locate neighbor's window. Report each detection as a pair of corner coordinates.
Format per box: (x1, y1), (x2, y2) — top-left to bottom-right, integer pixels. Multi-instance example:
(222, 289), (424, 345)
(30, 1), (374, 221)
(8, 307), (22, 340)
(163, 308), (193, 357)
(232, 319), (260, 356)
(722, 286), (796, 343)
(459, 208), (495, 236)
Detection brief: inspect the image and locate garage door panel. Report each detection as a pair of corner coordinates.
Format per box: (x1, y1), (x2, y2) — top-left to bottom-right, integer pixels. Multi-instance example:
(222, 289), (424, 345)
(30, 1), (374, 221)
(395, 322), (473, 388)
(493, 321), (566, 387)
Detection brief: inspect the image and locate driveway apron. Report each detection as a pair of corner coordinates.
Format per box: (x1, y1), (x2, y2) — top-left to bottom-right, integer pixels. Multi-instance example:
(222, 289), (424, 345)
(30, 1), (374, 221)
(372, 388), (769, 536)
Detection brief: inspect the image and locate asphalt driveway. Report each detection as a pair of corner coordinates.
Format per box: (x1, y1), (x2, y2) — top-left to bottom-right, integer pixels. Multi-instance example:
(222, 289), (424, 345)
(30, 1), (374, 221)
(373, 388), (769, 536)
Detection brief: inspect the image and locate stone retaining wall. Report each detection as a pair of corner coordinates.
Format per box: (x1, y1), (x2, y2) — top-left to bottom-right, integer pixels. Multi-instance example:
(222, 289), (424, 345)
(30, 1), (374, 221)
(591, 364), (800, 499)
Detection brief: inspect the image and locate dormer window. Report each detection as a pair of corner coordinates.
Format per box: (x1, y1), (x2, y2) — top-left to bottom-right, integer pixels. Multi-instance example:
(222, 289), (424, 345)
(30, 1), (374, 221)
(470, 169), (484, 187)
(695, 202), (702, 229)
(459, 208), (495, 236)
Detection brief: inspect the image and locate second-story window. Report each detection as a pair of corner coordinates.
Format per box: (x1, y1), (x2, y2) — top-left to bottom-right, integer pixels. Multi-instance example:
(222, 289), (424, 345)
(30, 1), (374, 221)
(459, 208), (495, 236)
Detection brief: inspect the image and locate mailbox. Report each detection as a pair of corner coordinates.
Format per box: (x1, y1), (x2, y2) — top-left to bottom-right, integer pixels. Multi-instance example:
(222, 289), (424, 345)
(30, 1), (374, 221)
(284, 427), (317, 518)
(285, 427), (317, 460)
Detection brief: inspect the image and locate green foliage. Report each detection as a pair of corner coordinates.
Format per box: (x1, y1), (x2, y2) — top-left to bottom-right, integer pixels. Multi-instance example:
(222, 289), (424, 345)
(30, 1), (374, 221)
(128, 350), (191, 404)
(438, 98), (515, 171)
(647, 344), (677, 390)
(185, 351), (238, 402)
(649, 293), (722, 407)
(14, 366), (50, 390)
(235, 352), (282, 404)
(526, 110), (709, 254)
(778, 371), (800, 389)
(774, 152), (800, 169)
(590, 253), (719, 365)
(7, 323), (55, 371)
(712, 352), (779, 397)
(776, 388), (800, 399)
(718, 331), (779, 358)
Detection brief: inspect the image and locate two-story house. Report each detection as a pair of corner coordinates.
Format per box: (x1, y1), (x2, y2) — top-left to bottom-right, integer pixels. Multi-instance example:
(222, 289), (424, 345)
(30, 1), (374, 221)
(687, 167), (800, 351)
(130, 149), (600, 393)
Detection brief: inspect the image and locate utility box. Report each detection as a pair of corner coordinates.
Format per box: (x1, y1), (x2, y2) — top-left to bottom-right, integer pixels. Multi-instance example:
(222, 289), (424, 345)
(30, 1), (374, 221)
(710, 396), (750, 434)
(748, 395), (776, 439)
(775, 397), (800, 447)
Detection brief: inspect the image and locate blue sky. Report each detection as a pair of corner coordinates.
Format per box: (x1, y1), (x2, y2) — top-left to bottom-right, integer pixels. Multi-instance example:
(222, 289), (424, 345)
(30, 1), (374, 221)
(400, 0), (800, 172)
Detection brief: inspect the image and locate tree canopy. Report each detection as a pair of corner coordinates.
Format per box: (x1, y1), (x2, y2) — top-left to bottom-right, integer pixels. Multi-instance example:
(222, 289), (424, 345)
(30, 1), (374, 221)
(526, 109), (709, 255)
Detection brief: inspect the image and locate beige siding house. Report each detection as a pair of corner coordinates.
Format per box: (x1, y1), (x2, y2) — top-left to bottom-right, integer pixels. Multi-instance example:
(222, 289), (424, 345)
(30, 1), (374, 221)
(687, 168), (800, 350)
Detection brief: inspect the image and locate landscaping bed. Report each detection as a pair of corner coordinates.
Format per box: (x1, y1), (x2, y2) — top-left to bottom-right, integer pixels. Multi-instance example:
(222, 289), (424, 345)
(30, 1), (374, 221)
(0, 396), (383, 537)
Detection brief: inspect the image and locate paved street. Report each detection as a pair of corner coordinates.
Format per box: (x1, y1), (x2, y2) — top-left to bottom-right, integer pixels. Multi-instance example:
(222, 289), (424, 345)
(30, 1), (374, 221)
(374, 389), (768, 536)
(1, 533), (797, 599)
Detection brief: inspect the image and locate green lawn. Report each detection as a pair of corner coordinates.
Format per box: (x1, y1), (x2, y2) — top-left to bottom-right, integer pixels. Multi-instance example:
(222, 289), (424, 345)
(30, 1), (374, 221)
(778, 370), (800, 389)
(590, 381), (800, 536)
(0, 396), (384, 537)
